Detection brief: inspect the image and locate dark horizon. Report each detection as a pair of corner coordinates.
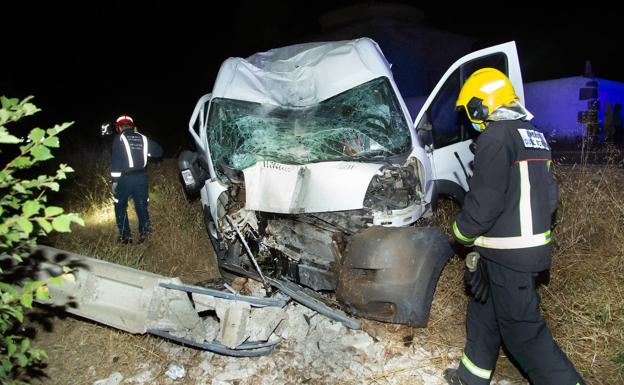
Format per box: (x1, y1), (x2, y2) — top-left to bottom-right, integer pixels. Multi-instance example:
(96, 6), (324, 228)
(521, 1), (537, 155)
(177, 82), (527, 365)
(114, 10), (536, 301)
(3, 1), (621, 155)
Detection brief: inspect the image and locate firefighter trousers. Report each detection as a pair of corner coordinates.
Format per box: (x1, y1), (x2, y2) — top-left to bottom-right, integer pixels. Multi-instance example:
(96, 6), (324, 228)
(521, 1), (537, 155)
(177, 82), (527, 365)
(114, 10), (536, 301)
(113, 172), (150, 240)
(458, 259), (584, 385)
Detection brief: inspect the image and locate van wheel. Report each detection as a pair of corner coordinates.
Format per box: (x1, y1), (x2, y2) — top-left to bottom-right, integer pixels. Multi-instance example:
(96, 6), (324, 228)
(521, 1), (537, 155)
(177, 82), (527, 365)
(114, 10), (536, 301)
(202, 205), (240, 282)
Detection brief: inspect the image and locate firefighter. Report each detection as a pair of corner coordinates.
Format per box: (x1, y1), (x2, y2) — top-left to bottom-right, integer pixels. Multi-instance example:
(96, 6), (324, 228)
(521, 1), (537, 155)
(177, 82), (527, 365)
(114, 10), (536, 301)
(111, 114), (163, 244)
(444, 68), (585, 385)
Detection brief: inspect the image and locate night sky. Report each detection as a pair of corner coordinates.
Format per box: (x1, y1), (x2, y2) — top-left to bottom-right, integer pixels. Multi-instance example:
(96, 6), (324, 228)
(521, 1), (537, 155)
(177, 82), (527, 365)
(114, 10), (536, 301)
(2, 1), (621, 154)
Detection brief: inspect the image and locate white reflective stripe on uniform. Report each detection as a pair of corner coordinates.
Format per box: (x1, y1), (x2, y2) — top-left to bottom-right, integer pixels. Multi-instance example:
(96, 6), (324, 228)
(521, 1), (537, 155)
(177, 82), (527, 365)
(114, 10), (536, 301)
(111, 172), (122, 177)
(113, 197), (119, 203)
(120, 134), (134, 168)
(140, 134), (148, 167)
(474, 231), (551, 249)
(461, 352), (492, 380)
(519, 161), (533, 236)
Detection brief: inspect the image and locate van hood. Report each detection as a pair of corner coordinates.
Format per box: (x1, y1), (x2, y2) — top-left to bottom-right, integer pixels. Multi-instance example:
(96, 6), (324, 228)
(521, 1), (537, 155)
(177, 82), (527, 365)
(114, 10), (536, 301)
(242, 161), (383, 213)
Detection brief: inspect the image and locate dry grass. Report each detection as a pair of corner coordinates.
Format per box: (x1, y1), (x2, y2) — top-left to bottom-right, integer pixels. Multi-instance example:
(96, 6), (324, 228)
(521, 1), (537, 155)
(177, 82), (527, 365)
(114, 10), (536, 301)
(29, 147), (624, 384)
(544, 154), (624, 384)
(51, 148), (219, 283)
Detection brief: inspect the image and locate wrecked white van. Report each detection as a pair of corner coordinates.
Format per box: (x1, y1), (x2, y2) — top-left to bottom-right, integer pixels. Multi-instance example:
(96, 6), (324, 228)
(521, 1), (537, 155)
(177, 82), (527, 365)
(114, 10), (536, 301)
(178, 38), (524, 326)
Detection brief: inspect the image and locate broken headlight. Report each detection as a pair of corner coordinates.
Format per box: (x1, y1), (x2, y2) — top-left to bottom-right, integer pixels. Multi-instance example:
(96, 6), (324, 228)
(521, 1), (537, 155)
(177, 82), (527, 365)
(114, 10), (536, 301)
(363, 162), (422, 212)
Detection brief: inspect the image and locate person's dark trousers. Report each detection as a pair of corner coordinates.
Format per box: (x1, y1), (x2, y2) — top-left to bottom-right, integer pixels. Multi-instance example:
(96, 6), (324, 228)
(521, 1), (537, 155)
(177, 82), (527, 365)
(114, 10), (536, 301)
(458, 259), (584, 385)
(113, 172), (150, 240)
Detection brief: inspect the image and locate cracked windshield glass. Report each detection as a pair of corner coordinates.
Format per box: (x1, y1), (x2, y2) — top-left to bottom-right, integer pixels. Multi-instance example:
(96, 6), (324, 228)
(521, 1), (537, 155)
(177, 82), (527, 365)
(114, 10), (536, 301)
(207, 77), (411, 171)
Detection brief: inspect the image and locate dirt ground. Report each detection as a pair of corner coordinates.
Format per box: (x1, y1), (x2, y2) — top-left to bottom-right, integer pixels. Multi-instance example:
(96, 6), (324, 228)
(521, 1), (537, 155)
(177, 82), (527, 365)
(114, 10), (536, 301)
(24, 155), (624, 385)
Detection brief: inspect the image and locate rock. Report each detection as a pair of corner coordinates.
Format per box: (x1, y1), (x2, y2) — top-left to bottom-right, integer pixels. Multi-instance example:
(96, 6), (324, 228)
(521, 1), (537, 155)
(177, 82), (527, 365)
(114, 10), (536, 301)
(147, 280), (204, 342)
(192, 292), (217, 312)
(340, 331), (375, 357)
(165, 364), (186, 380)
(310, 315), (345, 344)
(275, 303), (311, 341)
(244, 279), (267, 298)
(93, 372), (122, 385)
(217, 301), (251, 348)
(214, 298), (236, 321)
(230, 277), (248, 292)
(203, 316), (220, 342)
(248, 306), (285, 342)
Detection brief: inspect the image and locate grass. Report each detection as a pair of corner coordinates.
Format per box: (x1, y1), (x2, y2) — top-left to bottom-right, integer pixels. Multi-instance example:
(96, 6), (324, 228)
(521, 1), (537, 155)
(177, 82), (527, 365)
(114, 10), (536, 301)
(51, 147), (219, 283)
(29, 146), (624, 384)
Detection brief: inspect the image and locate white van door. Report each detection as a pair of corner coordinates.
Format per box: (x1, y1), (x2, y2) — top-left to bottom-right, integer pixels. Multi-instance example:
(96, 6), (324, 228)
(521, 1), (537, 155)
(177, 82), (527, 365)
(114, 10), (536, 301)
(413, 42), (523, 203)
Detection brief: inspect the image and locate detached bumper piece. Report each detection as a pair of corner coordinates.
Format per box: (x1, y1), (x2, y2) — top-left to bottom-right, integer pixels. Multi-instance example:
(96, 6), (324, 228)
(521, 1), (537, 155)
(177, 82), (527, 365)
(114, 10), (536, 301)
(28, 246), (285, 356)
(336, 226), (453, 326)
(221, 263), (361, 330)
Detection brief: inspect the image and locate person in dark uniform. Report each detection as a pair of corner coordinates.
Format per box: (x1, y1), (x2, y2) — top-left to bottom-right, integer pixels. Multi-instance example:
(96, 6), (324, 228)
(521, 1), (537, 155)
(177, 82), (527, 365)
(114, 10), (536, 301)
(111, 114), (163, 244)
(443, 68), (585, 385)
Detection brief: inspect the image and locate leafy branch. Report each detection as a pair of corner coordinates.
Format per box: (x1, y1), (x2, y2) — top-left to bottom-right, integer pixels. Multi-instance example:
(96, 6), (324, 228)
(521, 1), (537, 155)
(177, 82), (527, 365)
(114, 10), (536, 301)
(0, 96), (82, 384)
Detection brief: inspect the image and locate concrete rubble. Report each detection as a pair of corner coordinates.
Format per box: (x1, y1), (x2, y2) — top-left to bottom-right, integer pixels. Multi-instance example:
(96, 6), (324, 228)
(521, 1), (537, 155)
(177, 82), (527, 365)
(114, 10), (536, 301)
(121, 279), (517, 384)
(248, 306), (286, 342)
(147, 299), (454, 385)
(191, 290), (286, 348)
(146, 279), (205, 342)
(217, 300), (251, 348)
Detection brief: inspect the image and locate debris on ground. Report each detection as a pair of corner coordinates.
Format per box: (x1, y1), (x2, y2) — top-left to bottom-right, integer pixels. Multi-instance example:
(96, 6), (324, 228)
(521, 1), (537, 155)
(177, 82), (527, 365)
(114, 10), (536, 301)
(92, 372), (123, 385)
(127, 279), (522, 384)
(125, 278), (457, 384)
(164, 364), (186, 380)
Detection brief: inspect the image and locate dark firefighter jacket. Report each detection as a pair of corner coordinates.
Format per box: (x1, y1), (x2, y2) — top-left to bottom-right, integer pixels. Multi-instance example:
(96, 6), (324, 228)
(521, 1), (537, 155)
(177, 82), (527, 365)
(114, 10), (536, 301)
(452, 120), (559, 272)
(111, 129), (163, 182)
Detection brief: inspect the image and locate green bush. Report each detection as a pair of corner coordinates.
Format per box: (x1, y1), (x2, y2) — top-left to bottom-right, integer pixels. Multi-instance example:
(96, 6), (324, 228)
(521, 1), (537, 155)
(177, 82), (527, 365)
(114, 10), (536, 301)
(0, 96), (83, 384)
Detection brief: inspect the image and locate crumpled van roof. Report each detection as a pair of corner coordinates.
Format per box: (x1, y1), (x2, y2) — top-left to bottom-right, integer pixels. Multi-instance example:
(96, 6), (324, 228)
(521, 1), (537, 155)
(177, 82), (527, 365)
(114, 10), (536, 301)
(210, 38), (395, 107)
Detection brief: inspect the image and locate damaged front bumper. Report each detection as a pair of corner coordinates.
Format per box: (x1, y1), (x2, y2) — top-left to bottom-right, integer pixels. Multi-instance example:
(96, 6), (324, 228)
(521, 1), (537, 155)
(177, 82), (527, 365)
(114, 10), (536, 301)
(337, 226), (453, 326)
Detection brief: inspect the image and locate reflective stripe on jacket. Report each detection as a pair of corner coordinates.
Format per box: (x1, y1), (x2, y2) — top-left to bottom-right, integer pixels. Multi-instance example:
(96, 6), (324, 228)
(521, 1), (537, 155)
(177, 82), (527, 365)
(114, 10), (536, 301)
(452, 120), (558, 272)
(111, 129), (163, 181)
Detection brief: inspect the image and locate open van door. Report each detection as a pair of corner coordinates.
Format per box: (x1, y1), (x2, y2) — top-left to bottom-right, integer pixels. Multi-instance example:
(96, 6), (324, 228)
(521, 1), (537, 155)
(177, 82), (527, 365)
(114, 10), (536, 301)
(414, 42), (523, 205)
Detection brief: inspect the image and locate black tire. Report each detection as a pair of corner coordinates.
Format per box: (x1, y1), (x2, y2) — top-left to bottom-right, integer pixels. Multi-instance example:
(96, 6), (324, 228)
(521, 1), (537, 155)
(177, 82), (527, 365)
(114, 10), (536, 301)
(432, 180), (466, 208)
(202, 205), (241, 282)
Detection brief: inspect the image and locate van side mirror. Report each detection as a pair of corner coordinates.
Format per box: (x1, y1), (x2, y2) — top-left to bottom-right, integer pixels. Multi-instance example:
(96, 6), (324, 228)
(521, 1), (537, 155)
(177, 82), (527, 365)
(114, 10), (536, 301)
(417, 122), (433, 147)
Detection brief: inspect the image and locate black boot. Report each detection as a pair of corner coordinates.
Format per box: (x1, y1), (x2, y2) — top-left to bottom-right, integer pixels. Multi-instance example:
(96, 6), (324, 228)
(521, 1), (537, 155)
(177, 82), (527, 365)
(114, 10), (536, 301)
(444, 368), (468, 385)
(118, 236), (132, 245)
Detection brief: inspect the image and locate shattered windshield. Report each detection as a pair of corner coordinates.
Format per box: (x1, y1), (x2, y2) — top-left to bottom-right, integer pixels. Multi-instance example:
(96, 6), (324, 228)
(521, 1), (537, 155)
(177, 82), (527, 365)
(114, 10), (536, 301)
(207, 77), (412, 170)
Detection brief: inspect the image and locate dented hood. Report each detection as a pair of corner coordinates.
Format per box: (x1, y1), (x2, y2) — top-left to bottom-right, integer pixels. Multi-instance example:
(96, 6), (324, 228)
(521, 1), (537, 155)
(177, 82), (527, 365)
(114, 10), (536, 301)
(243, 161), (382, 213)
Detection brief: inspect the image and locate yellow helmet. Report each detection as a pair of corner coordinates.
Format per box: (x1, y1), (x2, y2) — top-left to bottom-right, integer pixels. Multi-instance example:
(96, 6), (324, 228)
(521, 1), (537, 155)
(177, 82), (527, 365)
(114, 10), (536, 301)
(456, 68), (518, 131)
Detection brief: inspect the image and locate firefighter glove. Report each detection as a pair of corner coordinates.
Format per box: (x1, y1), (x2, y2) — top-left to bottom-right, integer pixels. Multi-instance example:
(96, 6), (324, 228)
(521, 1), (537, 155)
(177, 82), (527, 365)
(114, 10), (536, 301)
(464, 251), (489, 303)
